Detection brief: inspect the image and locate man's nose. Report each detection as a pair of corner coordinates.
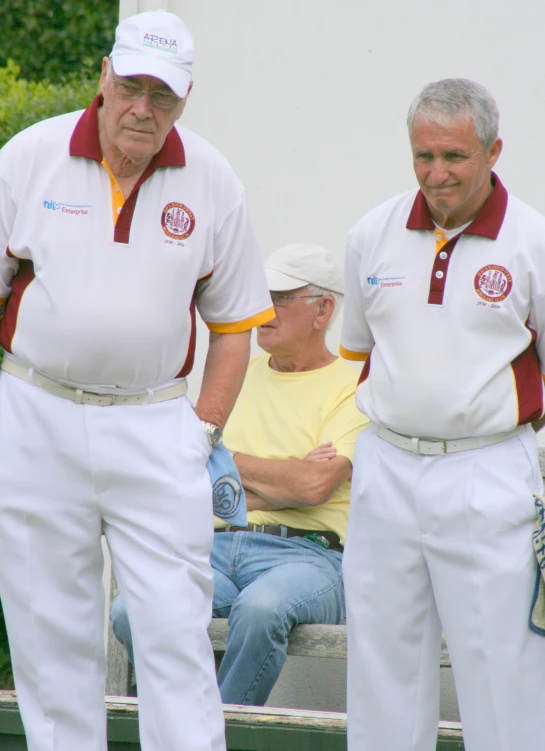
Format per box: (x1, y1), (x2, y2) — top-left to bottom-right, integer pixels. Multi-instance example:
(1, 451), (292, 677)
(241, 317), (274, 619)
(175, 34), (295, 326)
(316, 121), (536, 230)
(426, 159), (449, 186)
(129, 91), (154, 118)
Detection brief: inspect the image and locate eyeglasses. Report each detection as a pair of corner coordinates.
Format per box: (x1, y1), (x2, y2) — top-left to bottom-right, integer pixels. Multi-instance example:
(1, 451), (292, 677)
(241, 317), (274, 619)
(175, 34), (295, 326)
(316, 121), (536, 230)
(110, 71), (182, 111)
(270, 292), (325, 308)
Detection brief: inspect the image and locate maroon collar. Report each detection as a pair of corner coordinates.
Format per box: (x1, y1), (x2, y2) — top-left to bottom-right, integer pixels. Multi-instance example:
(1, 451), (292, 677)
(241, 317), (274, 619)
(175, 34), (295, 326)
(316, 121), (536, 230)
(405, 172), (508, 240)
(69, 94), (186, 167)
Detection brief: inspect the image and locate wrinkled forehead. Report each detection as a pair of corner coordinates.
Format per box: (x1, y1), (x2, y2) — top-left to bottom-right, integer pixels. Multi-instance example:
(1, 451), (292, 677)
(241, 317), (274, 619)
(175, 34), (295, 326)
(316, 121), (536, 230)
(109, 61), (175, 92)
(409, 114), (482, 152)
(122, 75), (175, 93)
(269, 285), (308, 294)
(411, 110), (476, 134)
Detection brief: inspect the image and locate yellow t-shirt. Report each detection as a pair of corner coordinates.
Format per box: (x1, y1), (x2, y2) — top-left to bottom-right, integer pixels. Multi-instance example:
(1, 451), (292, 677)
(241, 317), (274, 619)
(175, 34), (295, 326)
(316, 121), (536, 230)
(217, 353), (369, 544)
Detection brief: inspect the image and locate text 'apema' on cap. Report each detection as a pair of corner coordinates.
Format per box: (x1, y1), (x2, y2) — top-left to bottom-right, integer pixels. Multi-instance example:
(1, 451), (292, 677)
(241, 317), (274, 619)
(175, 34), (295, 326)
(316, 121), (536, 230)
(110, 10), (193, 98)
(264, 243), (344, 294)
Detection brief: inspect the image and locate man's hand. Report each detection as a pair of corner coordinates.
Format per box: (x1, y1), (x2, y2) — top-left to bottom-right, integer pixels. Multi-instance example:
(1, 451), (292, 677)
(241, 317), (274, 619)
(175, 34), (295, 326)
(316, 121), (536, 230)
(234, 451), (351, 510)
(245, 489), (268, 512)
(304, 442), (337, 463)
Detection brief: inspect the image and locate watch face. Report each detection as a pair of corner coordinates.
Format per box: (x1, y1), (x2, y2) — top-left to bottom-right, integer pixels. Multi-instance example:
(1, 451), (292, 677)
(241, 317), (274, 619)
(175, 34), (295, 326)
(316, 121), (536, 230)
(209, 426), (223, 446)
(203, 422), (223, 446)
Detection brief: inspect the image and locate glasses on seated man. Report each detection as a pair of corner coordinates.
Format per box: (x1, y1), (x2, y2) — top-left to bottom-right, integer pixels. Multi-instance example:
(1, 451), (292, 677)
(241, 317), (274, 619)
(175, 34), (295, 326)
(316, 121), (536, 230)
(270, 291), (324, 307)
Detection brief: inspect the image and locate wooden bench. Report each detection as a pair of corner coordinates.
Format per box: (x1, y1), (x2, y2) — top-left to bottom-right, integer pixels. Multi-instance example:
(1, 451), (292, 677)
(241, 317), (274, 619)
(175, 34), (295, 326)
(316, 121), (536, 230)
(0, 690), (463, 750)
(106, 615), (453, 695)
(103, 595), (459, 748)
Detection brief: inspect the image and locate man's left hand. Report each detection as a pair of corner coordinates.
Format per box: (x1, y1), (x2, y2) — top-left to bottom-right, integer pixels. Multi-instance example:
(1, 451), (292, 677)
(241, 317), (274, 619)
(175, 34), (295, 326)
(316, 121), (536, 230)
(304, 442), (337, 463)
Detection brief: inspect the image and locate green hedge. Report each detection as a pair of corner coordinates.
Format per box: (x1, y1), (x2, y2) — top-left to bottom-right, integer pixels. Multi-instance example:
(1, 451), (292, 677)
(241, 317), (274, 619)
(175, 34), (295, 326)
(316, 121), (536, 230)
(0, 2), (108, 689)
(0, 60), (99, 149)
(0, 602), (12, 689)
(0, 0), (117, 83)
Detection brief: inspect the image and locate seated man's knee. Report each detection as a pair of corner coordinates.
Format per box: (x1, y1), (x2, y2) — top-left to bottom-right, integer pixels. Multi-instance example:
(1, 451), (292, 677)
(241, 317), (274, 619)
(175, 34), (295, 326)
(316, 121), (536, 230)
(110, 594), (131, 645)
(229, 586), (290, 635)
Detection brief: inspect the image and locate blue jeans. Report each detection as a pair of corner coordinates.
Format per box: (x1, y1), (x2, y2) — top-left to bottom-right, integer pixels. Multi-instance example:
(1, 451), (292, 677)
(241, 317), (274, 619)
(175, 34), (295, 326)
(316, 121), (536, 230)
(110, 531), (345, 705)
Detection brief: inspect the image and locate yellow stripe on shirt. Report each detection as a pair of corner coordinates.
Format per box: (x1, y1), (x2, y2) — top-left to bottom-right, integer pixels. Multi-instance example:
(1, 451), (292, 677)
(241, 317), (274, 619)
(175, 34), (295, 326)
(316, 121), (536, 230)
(435, 228), (448, 254)
(339, 344), (369, 361)
(101, 159), (125, 225)
(206, 307), (276, 334)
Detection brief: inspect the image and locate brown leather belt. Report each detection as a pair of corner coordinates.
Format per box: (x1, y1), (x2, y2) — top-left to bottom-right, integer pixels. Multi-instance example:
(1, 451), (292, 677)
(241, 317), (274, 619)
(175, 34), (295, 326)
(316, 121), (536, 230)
(215, 524), (343, 552)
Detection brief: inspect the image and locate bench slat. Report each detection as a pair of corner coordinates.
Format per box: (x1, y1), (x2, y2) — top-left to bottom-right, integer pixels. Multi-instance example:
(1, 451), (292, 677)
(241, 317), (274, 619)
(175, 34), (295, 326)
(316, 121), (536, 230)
(208, 619), (451, 666)
(106, 619), (452, 693)
(0, 691), (464, 749)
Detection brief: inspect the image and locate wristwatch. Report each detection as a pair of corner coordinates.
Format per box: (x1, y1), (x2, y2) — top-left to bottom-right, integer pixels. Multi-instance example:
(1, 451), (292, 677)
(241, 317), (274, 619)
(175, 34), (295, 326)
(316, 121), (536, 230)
(201, 421), (223, 447)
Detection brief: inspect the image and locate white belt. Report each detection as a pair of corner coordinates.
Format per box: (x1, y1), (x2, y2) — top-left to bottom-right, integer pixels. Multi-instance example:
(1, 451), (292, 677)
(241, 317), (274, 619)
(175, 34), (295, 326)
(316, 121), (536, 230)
(1, 359), (187, 406)
(369, 422), (527, 455)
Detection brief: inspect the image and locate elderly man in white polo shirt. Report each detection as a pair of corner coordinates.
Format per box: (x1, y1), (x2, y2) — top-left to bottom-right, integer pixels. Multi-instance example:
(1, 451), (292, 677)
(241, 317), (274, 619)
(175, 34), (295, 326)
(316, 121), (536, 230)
(341, 78), (545, 751)
(0, 10), (273, 751)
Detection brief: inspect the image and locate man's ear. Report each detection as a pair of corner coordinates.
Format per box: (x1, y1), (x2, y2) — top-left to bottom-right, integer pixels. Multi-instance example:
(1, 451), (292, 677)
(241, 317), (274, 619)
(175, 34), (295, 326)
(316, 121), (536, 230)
(99, 57), (110, 95)
(314, 296), (335, 330)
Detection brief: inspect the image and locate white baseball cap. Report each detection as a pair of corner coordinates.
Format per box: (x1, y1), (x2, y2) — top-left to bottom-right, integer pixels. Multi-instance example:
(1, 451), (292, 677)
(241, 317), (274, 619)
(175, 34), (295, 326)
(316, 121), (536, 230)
(110, 10), (193, 98)
(264, 243), (344, 294)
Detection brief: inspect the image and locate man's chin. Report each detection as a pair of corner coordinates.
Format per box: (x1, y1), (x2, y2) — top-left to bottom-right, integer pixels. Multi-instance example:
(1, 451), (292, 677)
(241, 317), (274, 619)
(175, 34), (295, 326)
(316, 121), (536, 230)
(256, 330), (275, 349)
(426, 196), (458, 215)
(118, 136), (158, 161)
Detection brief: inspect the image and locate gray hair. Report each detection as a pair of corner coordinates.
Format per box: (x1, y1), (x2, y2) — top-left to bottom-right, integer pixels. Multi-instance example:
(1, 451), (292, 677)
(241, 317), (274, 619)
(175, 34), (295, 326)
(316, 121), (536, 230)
(407, 78), (499, 151)
(305, 284), (343, 329)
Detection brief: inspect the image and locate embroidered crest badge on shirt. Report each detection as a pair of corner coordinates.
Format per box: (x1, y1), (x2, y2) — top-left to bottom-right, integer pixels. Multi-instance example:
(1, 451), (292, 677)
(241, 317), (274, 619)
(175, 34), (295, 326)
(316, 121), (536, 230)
(161, 202), (195, 240)
(212, 475), (241, 519)
(474, 265), (513, 303)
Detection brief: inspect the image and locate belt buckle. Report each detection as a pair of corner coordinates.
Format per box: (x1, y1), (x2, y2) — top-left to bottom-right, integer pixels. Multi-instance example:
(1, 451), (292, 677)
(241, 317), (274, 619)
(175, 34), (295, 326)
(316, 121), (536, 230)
(427, 439), (446, 455)
(417, 437), (446, 455)
(94, 393), (115, 406)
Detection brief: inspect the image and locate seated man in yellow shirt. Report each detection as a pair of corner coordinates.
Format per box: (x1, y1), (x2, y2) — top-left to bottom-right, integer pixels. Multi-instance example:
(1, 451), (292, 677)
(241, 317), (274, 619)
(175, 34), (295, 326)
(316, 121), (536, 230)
(110, 243), (368, 705)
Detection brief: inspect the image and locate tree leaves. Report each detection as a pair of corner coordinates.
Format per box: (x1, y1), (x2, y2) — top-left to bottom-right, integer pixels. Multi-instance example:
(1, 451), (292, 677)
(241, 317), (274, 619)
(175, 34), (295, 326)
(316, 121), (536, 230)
(0, 60), (100, 148)
(0, 0), (118, 83)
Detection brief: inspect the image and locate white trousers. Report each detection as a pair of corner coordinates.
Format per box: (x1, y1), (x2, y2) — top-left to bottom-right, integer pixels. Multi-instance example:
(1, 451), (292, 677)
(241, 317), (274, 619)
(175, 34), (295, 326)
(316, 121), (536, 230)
(344, 426), (545, 751)
(0, 372), (226, 751)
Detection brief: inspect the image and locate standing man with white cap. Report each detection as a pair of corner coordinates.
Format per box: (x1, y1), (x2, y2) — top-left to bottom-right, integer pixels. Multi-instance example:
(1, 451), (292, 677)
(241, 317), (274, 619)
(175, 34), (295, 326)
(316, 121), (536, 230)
(110, 242), (368, 705)
(0, 10), (273, 751)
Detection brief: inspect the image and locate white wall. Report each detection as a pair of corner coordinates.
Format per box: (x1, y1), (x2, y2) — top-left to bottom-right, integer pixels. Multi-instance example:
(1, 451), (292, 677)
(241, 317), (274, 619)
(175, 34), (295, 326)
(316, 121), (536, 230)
(121, 0), (545, 405)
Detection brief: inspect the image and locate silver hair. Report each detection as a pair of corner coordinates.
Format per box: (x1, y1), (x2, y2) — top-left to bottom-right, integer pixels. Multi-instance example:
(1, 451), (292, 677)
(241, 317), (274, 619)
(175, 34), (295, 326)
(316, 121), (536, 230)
(407, 78), (499, 151)
(305, 284), (343, 330)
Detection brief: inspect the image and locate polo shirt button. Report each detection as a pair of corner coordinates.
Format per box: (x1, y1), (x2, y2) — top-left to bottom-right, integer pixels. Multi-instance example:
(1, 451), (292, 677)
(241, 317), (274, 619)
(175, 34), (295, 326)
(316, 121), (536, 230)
(439, 251), (448, 260)
(114, 185), (120, 192)
(435, 270), (444, 279)
(117, 207), (122, 214)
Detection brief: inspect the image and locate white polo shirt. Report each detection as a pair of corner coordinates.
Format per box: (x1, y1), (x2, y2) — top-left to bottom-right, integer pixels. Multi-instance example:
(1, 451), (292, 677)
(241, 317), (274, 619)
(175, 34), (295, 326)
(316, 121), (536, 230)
(0, 96), (274, 391)
(341, 175), (545, 439)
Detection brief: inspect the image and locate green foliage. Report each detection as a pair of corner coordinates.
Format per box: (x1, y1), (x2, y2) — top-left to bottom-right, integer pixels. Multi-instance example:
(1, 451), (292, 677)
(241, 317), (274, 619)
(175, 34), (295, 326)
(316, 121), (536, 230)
(0, 603), (13, 690)
(0, 60), (99, 149)
(0, 4), (110, 686)
(0, 0), (118, 83)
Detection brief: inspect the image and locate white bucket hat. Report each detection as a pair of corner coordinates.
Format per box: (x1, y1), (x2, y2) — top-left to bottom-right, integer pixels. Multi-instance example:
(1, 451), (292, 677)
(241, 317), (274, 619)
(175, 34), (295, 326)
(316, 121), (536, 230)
(264, 243), (344, 294)
(110, 10), (193, 98)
